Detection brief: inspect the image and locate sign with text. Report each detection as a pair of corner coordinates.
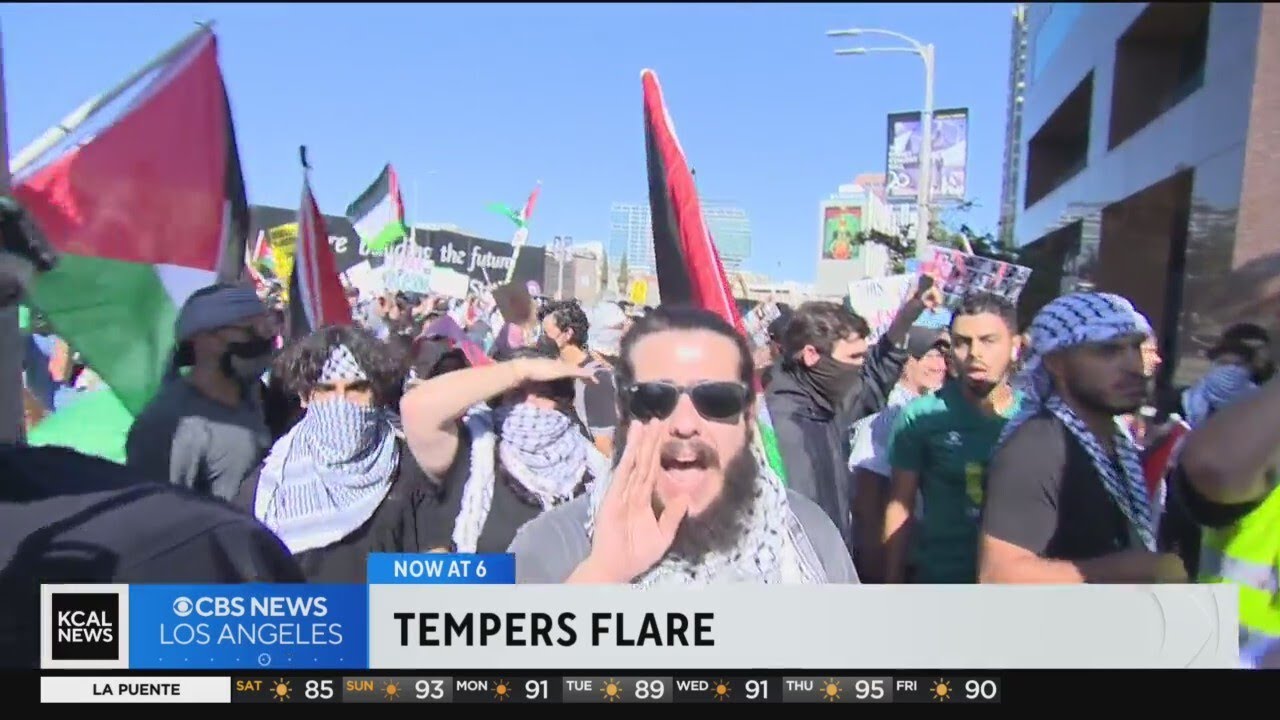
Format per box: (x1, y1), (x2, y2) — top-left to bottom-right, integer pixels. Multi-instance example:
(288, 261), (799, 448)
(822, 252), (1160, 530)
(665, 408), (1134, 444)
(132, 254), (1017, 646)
(848, 274), (917, 342)
(885, 107), (969, 203)
(923, 247), (1032, 310)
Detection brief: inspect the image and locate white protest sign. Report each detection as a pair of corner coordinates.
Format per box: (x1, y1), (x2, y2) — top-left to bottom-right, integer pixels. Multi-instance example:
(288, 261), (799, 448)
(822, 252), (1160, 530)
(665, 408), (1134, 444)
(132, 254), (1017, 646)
(428, 267), (472, 300)
(382, 242), (435, 294)
(848, 273), (918, 342)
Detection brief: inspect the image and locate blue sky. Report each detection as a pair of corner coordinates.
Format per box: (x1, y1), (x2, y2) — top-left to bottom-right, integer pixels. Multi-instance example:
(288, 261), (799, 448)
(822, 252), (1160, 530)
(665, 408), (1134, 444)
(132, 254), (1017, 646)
(2, 3), (1014, 283)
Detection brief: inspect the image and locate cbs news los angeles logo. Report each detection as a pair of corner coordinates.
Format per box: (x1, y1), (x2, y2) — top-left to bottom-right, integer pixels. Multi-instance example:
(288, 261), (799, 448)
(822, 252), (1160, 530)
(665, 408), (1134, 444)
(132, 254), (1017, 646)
(41, 585), (131, 669)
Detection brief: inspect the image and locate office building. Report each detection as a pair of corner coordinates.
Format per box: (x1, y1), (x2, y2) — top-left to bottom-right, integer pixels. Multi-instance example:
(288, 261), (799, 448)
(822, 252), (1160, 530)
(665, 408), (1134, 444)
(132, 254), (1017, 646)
(814, 179), (898, 296)
(997, 5), (1030, 247)
(608, 201), (753, 273)
(1013, 3), (1276, 384)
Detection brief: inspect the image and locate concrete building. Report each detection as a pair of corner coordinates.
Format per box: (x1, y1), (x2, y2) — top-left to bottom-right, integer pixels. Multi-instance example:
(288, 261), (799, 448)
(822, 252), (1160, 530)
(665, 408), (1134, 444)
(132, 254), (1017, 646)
(814, 180), (899, 296)
(608, 200), (752, 273)
(1013, 3), (1279, 384)
(997, 4), (1030, 246)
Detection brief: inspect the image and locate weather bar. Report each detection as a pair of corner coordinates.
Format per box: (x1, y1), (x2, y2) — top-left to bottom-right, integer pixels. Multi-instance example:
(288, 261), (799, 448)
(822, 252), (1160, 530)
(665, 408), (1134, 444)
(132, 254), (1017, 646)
(40, 675), (1001, 703)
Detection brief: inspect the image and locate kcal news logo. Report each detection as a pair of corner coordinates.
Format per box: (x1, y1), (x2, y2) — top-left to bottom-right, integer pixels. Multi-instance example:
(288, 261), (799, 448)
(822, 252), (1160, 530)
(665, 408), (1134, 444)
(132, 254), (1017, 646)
(51, 592), (120, 661)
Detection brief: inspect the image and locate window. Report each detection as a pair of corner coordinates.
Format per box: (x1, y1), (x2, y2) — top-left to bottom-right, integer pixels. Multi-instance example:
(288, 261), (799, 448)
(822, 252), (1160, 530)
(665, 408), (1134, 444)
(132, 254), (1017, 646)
(1024, 73), (1093, 208)
(1108, 4), (1211, 150)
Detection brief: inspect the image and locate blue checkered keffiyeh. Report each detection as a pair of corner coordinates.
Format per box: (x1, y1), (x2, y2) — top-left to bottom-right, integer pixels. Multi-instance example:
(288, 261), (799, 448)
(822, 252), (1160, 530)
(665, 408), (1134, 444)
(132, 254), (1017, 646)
(998, 292), (1157, 551)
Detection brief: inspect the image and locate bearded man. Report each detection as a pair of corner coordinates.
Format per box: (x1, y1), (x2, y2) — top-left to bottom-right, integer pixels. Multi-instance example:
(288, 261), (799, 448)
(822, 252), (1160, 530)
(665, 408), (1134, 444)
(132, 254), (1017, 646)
(507, 305), (857, 585)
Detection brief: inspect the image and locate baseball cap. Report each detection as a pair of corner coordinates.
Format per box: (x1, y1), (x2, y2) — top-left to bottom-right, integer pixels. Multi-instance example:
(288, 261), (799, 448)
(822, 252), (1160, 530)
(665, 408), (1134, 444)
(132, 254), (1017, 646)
(906, 326), (950, 359)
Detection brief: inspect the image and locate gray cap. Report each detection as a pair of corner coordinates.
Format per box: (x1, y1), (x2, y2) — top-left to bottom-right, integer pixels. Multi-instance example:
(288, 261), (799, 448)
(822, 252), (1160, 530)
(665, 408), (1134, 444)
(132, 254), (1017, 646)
(175, 284), (267, 343)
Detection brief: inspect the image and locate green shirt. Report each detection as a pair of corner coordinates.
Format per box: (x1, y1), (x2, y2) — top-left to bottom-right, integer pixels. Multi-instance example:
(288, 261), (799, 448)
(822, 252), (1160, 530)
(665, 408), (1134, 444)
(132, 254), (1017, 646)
(887, 380), (1023, 583)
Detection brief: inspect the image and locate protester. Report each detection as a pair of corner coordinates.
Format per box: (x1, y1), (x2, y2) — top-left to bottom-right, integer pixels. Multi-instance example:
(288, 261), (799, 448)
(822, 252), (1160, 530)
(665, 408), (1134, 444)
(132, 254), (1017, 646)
(234, 325), (434, 582)
(847, 326), (949, 582)
(765, 279), (942, 546)
(401, 347), (609, 554)
(1175, 369), (1280, 668)
(979, 292), (1187, 584)
(537, 299), (619, 456)
(883, 295), (1022, 584)
(508, 305), (857, 584)
(125, 284), (276, 501)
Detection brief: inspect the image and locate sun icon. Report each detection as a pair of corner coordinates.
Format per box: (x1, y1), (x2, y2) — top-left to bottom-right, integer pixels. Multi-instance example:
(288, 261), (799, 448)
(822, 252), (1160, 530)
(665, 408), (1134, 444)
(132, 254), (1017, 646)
(272, 679), (291, 701)
(932, 679), (951, 701)
(712, 680), (731, 701)
(493, 679), (510, 701)
(383, 681), (400, 700)
(602, 678), (622, 702)
(822, 678), (841, 701)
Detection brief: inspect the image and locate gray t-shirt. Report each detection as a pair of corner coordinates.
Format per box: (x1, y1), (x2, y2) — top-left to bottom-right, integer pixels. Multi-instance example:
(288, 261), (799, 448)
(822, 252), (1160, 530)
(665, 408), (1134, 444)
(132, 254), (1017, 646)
(507, 489), (859, 583)
(125, 378), (270, 502)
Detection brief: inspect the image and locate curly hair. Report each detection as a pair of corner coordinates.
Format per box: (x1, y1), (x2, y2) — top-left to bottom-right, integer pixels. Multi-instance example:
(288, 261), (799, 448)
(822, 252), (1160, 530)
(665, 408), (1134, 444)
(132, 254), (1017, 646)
(538, 299), (591, 349)
(780, 301), (870, 363)
(274, 325), (408, 408)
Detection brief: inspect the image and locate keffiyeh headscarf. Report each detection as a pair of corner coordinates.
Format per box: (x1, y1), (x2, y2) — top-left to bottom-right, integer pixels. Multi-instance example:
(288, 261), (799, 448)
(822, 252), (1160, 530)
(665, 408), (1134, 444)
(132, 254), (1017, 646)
(451, 403), (610, 553)
(254, 345), (400, 554)
(584, 442), (829, 586)
(1182, 363), (1259, 428)
(998, 292), (1157, 550)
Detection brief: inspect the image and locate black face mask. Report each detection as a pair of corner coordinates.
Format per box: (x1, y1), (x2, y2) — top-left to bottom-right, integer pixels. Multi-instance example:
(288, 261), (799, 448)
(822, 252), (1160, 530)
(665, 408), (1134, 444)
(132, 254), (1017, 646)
(219, 335), (276, 384)
(800, 354), (862, 410)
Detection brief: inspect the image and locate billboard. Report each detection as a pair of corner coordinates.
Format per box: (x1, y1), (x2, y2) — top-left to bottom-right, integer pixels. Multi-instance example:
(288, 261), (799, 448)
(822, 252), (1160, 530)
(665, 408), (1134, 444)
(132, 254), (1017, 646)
(821, 203), (863, 261)
(884, 107), (969, 203)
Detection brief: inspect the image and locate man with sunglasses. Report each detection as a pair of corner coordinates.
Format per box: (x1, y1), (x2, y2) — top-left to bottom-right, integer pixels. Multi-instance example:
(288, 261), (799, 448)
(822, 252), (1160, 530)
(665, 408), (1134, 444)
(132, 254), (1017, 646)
(508, 306), (857, 585)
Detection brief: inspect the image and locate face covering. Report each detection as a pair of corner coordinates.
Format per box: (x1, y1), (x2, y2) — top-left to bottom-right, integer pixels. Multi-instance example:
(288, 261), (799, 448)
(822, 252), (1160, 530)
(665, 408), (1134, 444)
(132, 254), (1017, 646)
(297, 397), (390, 464)
(221, 335), (276, 383)
(801, 354), (862, 411)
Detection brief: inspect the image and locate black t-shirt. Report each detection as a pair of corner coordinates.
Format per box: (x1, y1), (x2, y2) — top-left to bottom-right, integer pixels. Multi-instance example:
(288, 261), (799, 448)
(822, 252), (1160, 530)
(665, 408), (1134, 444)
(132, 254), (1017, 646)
(578, 356), (618, 434)
(236, 440), (440, 583)
(421, 420), (589, 553)
(982, 414), (1142, 561)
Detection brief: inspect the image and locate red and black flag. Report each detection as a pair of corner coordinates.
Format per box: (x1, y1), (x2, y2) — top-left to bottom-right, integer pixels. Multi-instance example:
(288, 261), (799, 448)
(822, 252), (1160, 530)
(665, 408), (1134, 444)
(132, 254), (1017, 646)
(289, 149), (353, 338)
(641, 68), (743, 334)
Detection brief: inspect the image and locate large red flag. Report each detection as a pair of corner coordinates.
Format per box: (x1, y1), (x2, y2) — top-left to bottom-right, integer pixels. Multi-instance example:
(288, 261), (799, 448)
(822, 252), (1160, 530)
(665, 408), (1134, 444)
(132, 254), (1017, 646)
(289, 174), (352, 337)
(641, 69), (743, 335)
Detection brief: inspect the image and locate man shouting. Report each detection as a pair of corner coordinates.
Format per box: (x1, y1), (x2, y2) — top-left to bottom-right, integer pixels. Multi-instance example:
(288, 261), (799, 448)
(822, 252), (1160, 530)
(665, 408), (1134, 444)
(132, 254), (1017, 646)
(509, 306), (857, 584)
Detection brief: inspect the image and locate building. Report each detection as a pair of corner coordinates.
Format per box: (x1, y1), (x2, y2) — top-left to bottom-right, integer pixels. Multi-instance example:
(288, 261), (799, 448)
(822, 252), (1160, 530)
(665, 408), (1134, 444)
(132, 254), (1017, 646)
(607, 201), (753, 273)
(997, 4), (1030, 247)
(814, 180), (899, 296)
(1013, 3), (1278, 385)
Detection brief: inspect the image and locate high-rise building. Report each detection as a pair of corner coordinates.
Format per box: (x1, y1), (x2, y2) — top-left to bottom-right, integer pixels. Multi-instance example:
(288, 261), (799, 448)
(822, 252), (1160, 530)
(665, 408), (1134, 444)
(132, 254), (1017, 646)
(608, 200), (752, 272)
(997, 4), (1030, 247)
(814, 180), (897, 296)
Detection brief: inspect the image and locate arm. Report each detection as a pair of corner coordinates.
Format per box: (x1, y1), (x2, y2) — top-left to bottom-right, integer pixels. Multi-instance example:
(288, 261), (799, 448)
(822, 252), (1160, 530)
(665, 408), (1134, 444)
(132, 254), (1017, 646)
(882, 407), (924, 584)
(400, 360), (524, 478)
(1177, 373), (1280, 505)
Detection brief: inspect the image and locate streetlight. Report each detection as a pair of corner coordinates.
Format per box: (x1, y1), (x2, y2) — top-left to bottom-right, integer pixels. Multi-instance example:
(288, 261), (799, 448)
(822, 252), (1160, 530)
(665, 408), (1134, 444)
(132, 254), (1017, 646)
(551, 235), (573, 300)
(827, 27), (936, 260)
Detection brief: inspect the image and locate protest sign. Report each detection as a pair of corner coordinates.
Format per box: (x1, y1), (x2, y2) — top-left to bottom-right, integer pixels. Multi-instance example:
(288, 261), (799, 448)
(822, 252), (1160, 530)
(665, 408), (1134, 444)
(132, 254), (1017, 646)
(382, 241), (433, 294)
(848, 273), (918, 342)
(922, 247), (1032, 310)
(429, 267), (472, 299)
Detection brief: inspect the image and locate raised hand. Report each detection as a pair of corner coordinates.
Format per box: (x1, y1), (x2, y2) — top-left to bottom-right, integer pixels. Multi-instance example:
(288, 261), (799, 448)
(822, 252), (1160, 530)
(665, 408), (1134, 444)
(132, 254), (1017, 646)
(571, 422), (690, 583)
(914, 274), (945, 310)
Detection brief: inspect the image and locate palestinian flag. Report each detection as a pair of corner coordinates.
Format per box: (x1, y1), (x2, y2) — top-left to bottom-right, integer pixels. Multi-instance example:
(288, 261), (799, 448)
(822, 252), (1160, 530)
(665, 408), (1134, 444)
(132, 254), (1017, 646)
(289, 176), (352, 337)
(487, 182), (541, 248)
(13, 30), (250, 416)
(345, 164), (408, 255)
(640, 69), (785, 482)
(641, 69), (742, 334)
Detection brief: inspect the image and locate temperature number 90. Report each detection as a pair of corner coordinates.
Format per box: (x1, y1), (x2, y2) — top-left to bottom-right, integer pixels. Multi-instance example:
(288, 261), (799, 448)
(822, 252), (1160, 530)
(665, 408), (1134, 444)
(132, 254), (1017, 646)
(964, 679), (999, 701)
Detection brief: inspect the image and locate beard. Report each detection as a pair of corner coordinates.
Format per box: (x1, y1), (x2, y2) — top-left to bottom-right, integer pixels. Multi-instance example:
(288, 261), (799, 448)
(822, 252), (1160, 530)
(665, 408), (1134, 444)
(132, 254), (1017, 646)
(650, 441), (759, 565)
(1064, 375), (1144, 416)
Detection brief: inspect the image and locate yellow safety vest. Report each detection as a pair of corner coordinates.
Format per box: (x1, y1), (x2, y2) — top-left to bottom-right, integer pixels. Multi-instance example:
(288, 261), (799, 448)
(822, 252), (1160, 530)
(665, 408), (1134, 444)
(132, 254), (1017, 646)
(1198, 485), (1280, 653)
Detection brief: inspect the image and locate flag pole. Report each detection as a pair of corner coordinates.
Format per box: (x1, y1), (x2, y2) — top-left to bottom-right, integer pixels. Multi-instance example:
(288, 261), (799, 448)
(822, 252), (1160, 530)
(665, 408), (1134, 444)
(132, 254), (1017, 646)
(9, 22), (213, 177)
(0, 20), (23, 443)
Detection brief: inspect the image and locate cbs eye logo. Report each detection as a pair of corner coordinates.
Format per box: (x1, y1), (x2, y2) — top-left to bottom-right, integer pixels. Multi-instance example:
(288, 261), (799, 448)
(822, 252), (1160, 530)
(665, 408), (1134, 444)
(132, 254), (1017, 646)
(172, 597), (195, 617)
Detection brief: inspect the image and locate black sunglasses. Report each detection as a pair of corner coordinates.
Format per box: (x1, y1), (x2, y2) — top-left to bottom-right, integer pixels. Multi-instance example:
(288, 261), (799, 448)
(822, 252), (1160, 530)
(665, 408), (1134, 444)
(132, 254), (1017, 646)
(624, 381), (751, 422)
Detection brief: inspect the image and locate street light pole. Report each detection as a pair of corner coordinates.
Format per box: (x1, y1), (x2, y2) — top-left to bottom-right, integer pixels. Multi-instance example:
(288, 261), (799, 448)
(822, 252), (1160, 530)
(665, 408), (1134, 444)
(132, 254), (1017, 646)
(552, 235), (572, 300)
(827, 28), (937, 260)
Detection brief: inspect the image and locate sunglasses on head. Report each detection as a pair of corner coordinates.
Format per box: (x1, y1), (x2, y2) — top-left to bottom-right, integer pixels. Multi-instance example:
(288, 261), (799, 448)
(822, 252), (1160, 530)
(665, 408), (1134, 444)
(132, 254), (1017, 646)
(624, 381), (751, 422)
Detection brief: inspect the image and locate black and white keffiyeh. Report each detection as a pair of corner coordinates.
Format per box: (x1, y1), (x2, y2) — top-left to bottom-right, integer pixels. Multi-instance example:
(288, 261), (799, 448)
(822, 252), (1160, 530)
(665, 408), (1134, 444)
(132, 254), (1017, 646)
(584, 442), (829, 587)
(998, 292), (1157, 551)
(321, 344), (366, 383)
(451, 403), (610, 553)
